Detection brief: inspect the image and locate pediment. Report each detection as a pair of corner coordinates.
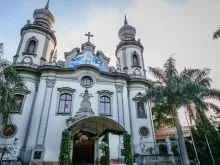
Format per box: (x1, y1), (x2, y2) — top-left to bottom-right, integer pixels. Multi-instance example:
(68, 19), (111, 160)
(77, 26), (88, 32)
(66, 51), (109, 72)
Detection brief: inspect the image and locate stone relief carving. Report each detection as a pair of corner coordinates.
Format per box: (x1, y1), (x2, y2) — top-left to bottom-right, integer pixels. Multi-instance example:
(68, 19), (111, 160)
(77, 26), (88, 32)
(46, 78), (56, 88)
(57, 60), (65, 67)
(75, 89), (95, 117)
(115, 85), (123, 92)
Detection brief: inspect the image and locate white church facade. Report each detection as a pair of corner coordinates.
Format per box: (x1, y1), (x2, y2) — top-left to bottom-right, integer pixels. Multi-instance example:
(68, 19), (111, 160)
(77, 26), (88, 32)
(0, 1), (156, 164)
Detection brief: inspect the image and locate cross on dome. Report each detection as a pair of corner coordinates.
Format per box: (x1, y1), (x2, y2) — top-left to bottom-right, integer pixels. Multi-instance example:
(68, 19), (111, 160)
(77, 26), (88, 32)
(85, 32), (93, 42)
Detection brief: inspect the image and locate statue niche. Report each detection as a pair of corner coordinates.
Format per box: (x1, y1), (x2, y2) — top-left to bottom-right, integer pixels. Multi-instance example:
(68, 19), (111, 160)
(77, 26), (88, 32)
(27, 40), (36, 54)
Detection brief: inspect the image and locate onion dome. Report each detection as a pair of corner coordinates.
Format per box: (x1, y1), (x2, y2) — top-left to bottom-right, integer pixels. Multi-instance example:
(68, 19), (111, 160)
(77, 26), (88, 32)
(33, 0), (55, 27)
(118, 15), (136, 41)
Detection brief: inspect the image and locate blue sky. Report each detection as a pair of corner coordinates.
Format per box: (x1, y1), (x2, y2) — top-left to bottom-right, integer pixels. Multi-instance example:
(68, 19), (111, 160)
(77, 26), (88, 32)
(0, 0), (133, 61)
(1, 0), (220, 124)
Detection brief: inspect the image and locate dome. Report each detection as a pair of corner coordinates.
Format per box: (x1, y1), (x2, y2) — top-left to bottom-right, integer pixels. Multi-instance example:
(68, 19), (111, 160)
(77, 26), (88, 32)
(33, 0), (55, 27)
(118, 16), (136, 40)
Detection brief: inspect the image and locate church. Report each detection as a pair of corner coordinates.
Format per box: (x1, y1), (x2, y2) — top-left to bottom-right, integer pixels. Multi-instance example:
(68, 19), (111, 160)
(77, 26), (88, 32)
(0, 1), (155, 164)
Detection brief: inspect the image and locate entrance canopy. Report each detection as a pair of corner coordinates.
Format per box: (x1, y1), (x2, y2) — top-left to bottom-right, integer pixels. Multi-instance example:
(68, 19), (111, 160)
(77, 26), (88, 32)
(68, 116), (126, 137)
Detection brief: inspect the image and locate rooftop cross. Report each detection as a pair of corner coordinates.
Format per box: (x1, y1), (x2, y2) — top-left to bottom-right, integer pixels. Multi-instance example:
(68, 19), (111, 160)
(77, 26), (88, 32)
(85, 32), (93, 42)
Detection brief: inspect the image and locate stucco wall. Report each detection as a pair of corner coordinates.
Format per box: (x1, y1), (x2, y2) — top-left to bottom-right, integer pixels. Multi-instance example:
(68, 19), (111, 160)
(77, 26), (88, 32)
(17, 31), (46, 65)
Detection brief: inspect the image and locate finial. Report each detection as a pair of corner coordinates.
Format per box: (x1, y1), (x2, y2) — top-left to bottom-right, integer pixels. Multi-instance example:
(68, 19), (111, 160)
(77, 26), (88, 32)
(45, 0), (50, 10)
(124, 15), (128, 25)
(52, 49), (57, 63)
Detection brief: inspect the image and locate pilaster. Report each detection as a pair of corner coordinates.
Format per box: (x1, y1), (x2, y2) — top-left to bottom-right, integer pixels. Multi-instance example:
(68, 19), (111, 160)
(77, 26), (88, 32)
(115, 85), (125, 144)
(32, 78), (56, 161)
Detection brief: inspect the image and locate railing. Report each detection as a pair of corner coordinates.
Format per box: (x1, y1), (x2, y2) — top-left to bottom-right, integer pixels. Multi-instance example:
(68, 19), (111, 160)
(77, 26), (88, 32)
(135, 155), (179, 165)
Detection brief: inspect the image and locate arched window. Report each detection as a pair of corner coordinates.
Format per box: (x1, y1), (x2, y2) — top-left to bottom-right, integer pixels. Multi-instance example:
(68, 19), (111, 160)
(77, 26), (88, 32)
(27, 40), (36, 54)
(100, 96), (111, 115)
(137, 102), (146, 118)
(14, 94), (24, 112)
(132, 54), (139, 66)
(58, 93), (72, 113)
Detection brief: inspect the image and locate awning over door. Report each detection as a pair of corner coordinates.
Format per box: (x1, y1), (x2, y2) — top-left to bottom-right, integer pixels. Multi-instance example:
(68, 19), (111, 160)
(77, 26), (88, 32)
(67, 116), (126, 137)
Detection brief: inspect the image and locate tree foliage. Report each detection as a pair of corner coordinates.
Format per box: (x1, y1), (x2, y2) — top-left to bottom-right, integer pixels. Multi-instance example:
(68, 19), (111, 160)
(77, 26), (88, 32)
(0, 54), (25, 128)
(141, 56), (220, 165)
(58, 130), (72, 165)
(101, 133), (110, 165)
(123, 133), (133, 165)
(152, 101), (173, 131)
(191, 112), (220, 165)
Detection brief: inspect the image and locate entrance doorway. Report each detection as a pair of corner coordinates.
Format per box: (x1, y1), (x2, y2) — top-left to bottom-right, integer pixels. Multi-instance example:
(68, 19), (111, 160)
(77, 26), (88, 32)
(72, 132), (95, 164)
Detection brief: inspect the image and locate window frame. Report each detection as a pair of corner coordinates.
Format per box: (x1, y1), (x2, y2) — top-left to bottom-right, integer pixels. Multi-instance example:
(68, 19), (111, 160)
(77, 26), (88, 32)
(12, 89), (31, 115)
(57, 93), (72, 114)
(81, 76), (93, 88)
(1, 124), (17, 138)
(97, 90), (113, 116)
(136, 101), (147, 118)
(56, 87), (76, 116)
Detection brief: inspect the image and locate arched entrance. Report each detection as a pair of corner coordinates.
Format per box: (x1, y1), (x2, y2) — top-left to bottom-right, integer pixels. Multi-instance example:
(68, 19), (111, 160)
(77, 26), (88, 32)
(68, 116), (126, 165)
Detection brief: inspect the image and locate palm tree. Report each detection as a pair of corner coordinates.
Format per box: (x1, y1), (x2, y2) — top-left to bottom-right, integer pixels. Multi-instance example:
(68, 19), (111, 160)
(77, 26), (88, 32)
(141, 57), (220, 165)
(0, 57), (25, 128)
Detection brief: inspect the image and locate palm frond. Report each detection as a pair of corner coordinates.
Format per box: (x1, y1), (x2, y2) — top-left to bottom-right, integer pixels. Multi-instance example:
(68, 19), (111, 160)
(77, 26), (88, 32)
(164, 56), (178, 78)
(205, 102), (220, 113)
(194, 68), (211, 83)
(148, 67), (165, 81)
(180, 68), (201, 79)
(200, 88), (220, 101)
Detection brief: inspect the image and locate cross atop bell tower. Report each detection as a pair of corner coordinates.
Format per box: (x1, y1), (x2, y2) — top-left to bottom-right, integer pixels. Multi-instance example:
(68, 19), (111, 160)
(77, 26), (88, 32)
(85, 32), (93, 42)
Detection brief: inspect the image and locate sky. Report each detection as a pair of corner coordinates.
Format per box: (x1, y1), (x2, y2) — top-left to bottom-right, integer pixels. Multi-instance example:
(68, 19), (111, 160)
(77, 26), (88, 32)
(1, 0), (220, 126)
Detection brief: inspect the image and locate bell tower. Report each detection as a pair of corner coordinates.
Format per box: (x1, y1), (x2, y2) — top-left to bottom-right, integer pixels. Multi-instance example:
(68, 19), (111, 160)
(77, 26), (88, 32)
(13, 0), (57, 66)
(116, 16), (146, 77)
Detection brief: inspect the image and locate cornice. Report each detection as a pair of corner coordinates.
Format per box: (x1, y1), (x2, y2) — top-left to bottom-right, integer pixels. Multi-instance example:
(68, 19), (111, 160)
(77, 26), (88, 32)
(115, 40), (144, 55)
(21, 23), (57, 46)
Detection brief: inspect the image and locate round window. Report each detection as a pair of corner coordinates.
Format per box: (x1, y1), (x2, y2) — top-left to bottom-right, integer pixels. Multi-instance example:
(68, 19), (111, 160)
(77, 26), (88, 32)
(1, 124), (17, 138)
(81, 76), (93, 87)
(139, 126), (149, 137)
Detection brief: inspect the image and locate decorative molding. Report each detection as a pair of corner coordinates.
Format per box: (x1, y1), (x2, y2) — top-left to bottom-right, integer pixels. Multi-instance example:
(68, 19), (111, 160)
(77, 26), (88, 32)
(22, 81), (39, 149)
(116, 85), (125, 144)
(75, 89), (95, 117)
(41, 36), (50, 65)
(23, 36), (39, 55)
(1, 124), (17, 138)
(97, 90), (113, 96)
(97, 90), (114, 116)
(14, 88), (31, 95)
(36, 86), (53, 145)
(56, 88), (76, 116)
(115, 85), (123, 92)
(46, 78), (56, 88)
(57, 87), (76, 93)
(21, 23), (57, 46)
(70, 76), (78, 80)
(96, 78), (106, 82)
